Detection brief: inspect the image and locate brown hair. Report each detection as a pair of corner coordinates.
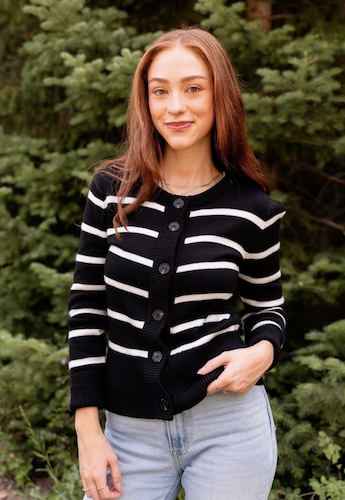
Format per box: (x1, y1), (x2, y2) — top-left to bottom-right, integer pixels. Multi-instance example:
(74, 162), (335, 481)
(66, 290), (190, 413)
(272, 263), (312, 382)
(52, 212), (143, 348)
(96, 27), (269, 228)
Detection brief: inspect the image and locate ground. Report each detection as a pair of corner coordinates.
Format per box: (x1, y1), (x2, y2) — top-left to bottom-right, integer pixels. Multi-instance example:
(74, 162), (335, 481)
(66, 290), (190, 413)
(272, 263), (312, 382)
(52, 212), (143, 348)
(0, 475), (21, 500)
(0, 475), (52, 500)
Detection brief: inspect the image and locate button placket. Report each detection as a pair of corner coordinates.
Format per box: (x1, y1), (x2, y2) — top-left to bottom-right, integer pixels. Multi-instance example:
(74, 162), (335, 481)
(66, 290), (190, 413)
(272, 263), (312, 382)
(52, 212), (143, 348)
(143, 195), (188, 418)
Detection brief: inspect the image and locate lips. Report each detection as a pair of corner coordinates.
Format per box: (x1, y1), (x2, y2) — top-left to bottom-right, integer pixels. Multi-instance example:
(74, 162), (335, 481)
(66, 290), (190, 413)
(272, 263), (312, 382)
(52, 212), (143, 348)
(165, 121), (193, 131)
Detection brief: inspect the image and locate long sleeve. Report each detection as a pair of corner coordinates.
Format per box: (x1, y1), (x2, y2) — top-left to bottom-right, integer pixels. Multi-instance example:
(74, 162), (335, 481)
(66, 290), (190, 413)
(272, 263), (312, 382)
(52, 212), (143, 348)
(68, 172), (111, 411)
(239, 199), (287, 368)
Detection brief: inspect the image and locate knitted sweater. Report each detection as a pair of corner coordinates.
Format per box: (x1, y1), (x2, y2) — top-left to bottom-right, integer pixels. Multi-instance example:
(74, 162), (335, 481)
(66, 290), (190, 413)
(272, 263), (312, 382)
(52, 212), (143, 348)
(68, 169), (287, 420)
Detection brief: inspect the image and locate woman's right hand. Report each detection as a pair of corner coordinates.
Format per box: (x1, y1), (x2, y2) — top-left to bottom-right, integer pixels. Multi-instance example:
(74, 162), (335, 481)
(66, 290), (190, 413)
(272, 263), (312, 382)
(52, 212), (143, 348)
(76, 407), (123, 499)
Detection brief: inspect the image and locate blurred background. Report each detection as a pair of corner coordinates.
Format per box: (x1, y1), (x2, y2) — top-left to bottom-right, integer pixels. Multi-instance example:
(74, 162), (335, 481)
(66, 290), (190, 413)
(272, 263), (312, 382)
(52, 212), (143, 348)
(0, 1), (344, 499)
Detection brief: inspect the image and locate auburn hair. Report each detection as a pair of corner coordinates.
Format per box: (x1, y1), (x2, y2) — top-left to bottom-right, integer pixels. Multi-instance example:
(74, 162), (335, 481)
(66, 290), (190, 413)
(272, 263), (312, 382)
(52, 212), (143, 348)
(94, 27), (269, 228)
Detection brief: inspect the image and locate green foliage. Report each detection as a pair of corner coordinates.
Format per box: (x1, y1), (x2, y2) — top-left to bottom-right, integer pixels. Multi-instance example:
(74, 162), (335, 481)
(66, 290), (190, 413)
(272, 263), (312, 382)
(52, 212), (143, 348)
(15, 407), (80, 500)
(20, 0), (160, 141)
(0, 128), (117, 337)
(1, 0), (345, 496)
(266, 320), (345, 496)
(0, 330), (75, 484)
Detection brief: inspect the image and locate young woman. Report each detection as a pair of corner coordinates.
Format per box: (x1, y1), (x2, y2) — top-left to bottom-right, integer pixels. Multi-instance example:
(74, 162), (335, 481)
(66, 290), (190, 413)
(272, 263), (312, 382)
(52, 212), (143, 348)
(68, 27), (286, 500)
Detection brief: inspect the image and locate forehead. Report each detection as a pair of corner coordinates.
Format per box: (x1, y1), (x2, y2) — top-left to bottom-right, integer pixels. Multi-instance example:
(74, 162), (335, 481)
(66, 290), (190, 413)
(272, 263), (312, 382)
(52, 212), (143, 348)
(148, 46), (209, 79)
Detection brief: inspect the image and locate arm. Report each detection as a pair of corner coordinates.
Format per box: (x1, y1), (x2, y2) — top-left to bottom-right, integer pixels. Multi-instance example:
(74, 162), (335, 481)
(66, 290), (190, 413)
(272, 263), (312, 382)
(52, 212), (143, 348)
(68, 172), (122, 498)
(198, 200), (286, 394)
(68, 172), (110, 410)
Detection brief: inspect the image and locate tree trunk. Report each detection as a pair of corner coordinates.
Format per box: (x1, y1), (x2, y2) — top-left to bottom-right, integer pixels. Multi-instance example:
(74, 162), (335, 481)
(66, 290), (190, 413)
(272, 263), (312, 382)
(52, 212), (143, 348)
(246, 0), (272, 35)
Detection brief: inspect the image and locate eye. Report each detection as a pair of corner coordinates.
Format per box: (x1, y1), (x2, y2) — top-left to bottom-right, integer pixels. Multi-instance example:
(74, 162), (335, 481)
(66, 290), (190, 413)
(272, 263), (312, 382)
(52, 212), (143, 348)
(152, 88), (168, 95)
(187, 86), (201, 93)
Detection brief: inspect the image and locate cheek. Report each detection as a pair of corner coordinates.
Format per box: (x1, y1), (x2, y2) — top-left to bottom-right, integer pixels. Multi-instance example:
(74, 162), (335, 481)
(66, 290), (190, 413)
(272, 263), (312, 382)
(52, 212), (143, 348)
(148, 98), (161, 122)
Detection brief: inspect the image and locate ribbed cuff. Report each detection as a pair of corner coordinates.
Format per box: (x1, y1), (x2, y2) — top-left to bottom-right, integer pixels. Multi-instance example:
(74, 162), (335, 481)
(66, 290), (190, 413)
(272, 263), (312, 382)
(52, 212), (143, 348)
(70, 383), (104, 412)
(245, 325), (284, 370)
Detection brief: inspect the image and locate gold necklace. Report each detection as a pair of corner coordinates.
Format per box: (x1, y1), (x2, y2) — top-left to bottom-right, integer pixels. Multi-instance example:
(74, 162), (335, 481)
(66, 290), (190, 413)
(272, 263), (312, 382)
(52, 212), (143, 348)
(163, 171), (221, 191)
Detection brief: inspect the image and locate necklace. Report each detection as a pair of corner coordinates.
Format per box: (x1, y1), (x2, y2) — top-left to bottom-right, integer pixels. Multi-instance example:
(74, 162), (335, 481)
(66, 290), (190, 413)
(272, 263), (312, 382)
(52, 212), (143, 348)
(163, 171), (221, 194)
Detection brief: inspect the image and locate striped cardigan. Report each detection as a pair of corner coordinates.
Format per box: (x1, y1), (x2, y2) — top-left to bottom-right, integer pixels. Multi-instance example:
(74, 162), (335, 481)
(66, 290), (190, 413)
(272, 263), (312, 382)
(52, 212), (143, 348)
(68, 169), (287, 420)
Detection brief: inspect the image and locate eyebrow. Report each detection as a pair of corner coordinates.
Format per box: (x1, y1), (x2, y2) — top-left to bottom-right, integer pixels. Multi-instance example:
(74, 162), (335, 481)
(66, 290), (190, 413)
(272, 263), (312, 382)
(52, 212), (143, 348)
(148, 75), (208, 84)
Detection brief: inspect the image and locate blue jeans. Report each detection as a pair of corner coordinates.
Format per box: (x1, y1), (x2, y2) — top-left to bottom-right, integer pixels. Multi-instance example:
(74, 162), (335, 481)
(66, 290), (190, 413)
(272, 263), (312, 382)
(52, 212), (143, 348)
(87, 386), (277, 500)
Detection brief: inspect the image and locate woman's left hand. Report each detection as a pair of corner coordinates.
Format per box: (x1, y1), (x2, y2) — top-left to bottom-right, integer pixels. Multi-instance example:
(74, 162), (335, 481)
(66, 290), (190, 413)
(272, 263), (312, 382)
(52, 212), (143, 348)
(197, 340), (274, 395)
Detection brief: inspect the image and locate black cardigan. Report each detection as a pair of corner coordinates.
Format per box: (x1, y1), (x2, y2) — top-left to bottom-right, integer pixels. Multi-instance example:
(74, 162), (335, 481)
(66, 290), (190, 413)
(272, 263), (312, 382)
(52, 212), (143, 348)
(68, 170), (287, 420)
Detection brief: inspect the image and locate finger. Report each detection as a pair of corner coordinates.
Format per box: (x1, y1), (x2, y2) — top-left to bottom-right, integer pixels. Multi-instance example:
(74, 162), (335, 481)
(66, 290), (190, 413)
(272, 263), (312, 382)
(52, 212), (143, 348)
(109, 456), (122, 493)
(197, 352), (228, 375)
(110, 474), (122, 495)
(207, 379), (220, 394)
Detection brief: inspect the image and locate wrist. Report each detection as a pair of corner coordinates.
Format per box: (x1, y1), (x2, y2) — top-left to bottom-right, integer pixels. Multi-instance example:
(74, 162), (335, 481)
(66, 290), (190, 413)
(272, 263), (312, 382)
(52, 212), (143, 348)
(248, 340), (274, 372)
(75, 407), (102, 435)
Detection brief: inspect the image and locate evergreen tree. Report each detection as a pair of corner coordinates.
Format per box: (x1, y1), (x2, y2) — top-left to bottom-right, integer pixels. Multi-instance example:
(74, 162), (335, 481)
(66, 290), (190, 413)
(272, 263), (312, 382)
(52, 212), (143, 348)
(0, 0), (344, 496)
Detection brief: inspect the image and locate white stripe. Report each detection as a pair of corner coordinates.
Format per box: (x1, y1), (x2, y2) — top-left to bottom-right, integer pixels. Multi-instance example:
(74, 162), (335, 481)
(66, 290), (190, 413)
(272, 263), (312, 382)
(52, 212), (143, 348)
(68, 328), (105, 339)
(171, 313), (230, 334)
(107, 308), (145, 329)
(185, 235), (245, 258)
(251, 320), (282, 331)
(108, 340), (149, 358)
(88, 191), (165, 212)
(71, 283), (106, 291)
(107, 226), (159, 238)
(269, 309), (286, 326)
(88, 193), (137, 209)
(109, 245), (153, 267)
(177, 262), (239, 273)
(81, 222), (107, 239)
(87, 190), (107, 209)
(76, 254), (106, 265)
(170, 324), (240, 356)
(69, 308), (107, 317)
(238, 270), (281, 284)
(174, 292), (232, 304)
(104, 275), (149, 298)
(69, 356), (105, 369)
(189, 208), (286, 229)
(142, 201), (165, 212)
(242, 307), (286, 326)
(241, 296), (285, 308)
(245, 242), (280, 260)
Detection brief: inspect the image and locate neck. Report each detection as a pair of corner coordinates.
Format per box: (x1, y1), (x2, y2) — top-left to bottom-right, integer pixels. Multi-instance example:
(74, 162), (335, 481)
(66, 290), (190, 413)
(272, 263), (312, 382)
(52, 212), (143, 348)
(160, 146), (217, 186)
(159, 147), (222, 196)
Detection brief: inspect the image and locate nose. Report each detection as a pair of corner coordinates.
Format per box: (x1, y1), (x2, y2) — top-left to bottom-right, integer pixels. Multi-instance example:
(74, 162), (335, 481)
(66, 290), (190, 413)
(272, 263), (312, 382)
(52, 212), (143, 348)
(167, 91), (187, 115)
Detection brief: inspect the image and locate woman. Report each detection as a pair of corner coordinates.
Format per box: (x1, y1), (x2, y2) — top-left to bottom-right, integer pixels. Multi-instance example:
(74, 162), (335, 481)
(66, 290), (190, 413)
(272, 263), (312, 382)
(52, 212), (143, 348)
(68, 27), (286, 500)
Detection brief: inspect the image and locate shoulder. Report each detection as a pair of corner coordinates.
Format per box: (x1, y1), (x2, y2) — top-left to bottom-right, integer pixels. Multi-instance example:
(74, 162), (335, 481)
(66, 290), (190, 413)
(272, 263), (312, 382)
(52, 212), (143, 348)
(90, 166), (121, 199)
(227, 173), (286, 224)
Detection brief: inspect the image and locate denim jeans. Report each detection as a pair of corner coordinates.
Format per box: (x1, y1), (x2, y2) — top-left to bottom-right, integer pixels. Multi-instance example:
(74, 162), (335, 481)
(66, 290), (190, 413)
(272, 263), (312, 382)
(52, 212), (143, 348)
(85, 386), (277, 500)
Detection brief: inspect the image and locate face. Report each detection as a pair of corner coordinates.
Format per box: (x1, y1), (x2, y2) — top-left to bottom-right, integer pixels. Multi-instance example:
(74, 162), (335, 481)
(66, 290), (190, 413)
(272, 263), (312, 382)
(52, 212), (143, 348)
(147, 47), (214, 155)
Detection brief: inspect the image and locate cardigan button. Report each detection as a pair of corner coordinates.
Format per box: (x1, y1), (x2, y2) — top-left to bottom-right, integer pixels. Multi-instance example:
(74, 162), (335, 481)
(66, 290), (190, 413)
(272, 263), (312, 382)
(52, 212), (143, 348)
(152, 309), (164, 321)
(152, 351), (163, 362)
(173, 198), (184, 209)
(168, 221), (180, 232)
(160, 399), (169, 411)
(158, 262), (170, 274)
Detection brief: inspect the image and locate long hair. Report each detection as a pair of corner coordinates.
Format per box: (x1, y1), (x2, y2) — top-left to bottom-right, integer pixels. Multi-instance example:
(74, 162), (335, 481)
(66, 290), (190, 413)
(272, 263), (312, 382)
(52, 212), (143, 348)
(95, 27), (269, 228)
